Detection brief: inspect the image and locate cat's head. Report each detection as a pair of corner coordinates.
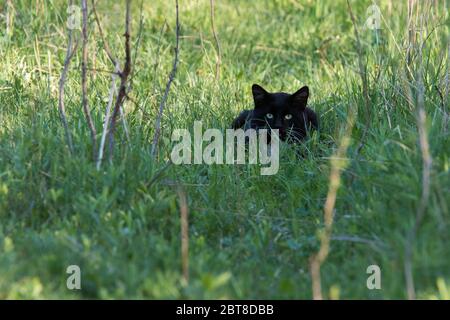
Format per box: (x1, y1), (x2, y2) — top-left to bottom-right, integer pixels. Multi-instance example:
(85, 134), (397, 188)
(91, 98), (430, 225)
(251, 84), (310, 141)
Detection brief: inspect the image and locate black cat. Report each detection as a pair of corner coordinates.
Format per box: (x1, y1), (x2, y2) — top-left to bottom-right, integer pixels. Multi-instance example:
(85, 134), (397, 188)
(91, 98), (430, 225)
(232, 84), (318, 142)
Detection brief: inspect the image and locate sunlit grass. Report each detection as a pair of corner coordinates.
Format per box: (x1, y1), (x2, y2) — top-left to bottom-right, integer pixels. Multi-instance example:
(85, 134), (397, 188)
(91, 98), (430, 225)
(0, 0), (448, 299)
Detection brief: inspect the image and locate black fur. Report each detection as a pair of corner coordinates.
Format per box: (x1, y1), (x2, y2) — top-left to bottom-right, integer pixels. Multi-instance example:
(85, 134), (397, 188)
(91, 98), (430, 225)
(232, 84), (318, 142)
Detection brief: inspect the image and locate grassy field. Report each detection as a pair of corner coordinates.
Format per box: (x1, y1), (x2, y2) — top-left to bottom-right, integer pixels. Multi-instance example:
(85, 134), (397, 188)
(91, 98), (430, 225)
(0, 0), (449, 299)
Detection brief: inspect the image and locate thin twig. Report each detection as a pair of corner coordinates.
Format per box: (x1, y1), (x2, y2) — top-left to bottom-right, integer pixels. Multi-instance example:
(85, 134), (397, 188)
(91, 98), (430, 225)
(119, 105), (130, 143)
(129, 0), (145, 90)
(81, 0), (97, 160)
(96, 62), (120, 170)
(91, 0), (130, 153)
(58, 0), (77, 154)
(91, 0), (118, 66)
(124, 0), (144, 137)
(149, 20), (167, 98)
(151, 0), (180, 157)
(5, 0), (13, 36)
(309, 112), (355, 300)
(406, 0), (416, 68)
(346, 0), (371, 155)
(210, 0), (221, 80)
(331, 235), (386, 248)
(434, 84), (444, 110)
(445, 41), (450, 105)
(176, 184), (189, 284)
(404, 105), (432, 300)
(403, 3), (433, 300)
(107, 0), (132, 161)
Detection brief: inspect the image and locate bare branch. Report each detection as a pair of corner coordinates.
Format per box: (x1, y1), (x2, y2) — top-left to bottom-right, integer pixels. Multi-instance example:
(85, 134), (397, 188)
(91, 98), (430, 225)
(119, 105), (130, 143)
(107, 0), (132, 160)
(58, 0), (77, 154)
(81, 0), (97, 160)
(91, 0), (118, 67)
(96, 62), (120, 170)
(151, 0), (180, 157)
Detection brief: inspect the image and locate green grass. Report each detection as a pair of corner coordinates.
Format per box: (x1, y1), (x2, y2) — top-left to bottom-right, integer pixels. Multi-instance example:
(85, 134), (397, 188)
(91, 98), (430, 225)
(0, 0), (449, 299)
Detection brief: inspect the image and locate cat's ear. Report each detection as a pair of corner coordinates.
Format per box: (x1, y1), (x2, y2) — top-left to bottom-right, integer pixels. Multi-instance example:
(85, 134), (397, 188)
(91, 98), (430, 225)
(290, 86), (309, 110)
(252, 84), (269, 108)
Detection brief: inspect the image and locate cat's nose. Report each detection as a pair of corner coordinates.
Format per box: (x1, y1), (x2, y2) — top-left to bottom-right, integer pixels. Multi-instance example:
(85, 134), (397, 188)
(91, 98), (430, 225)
(274, 118), (283, 129)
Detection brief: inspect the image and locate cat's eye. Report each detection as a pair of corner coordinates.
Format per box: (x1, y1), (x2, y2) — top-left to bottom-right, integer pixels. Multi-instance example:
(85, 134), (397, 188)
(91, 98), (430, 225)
(285, 114), (293, 120)
(266, 113), (274, 119)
